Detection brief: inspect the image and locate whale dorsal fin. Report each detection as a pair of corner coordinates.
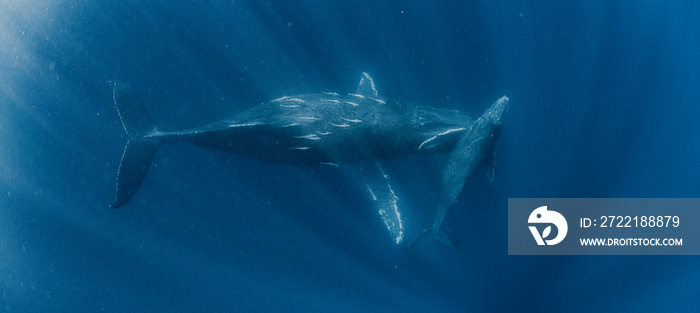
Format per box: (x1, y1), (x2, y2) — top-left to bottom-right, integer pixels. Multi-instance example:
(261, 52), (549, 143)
(355, 72), (379, 98)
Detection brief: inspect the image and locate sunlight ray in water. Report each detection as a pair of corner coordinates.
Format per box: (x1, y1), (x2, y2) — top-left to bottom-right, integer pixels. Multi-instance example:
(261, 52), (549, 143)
(1, 0), (699, 312)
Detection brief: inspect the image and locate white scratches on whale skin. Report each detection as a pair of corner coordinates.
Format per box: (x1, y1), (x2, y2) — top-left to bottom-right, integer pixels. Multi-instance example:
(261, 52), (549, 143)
(366, 186), (377, 201)
(320, 162), (339, 167)
(321, 99), (341, 104)
(271, 96), (288, 102)
(340, 117), (362, 123)
(297, 116), (321, 120)
(294, 134), (322, 140)
(322, 91), (339, 96)
(282, 123), (299, 127)
(348, 93), (383, 104)
(418, 127), (466, 150)
(329, 122), (350, 128)
(377, 163), (389, 179)
(227, 122), (260, 128)
(279, 104), (300, 108)
(271, 96), (305, 103)
(289, 146), (311, 150)
(369, 97), (386, 104)
(316, 131), (332, 135)
(343, 101), (360, 107)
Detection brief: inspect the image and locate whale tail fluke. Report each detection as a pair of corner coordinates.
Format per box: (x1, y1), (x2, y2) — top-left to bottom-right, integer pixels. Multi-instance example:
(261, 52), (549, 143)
(109, 82), (160, 208)
(110, 137), (159, 208)
(111, 82), (157, 137)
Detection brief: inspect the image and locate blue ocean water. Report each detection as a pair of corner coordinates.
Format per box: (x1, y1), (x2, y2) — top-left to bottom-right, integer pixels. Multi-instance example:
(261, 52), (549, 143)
(1, 0), (699, 312)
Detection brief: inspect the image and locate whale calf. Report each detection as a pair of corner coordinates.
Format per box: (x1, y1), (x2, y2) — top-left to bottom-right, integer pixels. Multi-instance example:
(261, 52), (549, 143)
(110, 73), (508, 245)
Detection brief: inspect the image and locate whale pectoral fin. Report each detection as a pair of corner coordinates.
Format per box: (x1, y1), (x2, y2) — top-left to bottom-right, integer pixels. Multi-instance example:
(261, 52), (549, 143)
(360, 163), (404, 244)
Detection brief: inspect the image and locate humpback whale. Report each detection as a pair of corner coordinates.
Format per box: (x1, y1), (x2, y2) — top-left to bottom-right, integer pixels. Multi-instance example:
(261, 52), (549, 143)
(110, 73), (508, 245)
